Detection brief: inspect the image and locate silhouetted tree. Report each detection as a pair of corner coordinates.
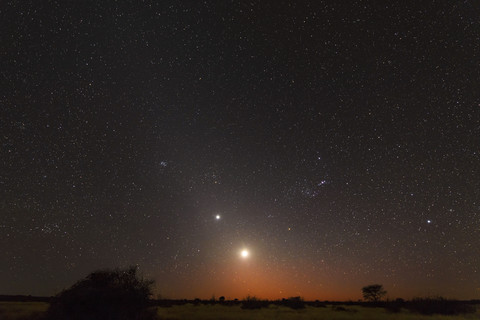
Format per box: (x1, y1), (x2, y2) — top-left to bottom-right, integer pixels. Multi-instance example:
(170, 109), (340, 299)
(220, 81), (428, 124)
(47, 266), (155, 320)
(362, 284), (387, 302)
(219, 296), (225, 302)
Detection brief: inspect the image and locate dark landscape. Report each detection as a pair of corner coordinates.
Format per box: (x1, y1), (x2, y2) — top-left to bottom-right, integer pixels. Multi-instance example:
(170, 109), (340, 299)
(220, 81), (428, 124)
(1, 268), (479, 319)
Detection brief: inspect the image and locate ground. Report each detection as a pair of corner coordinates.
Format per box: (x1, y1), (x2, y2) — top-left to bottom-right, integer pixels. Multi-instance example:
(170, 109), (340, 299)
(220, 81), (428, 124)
(1, 301), (479, 320)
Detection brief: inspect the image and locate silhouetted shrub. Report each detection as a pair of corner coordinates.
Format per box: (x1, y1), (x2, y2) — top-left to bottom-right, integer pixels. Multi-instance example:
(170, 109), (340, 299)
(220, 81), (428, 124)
(310, 300), (327, 308)
(385, 304), (402, 313)
(241, 296), (269, 309)
(333, 306), (348, 312)
(384, 299), (405, 313)
(47, 267), (156, 320)
(218, 296), (225, 303)
(280, 296), (305, 309)
(407, 297), (476, 315)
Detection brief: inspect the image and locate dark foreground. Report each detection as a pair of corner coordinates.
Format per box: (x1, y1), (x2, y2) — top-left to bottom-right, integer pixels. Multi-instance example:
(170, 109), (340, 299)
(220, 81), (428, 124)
(1, 300), (479, 320)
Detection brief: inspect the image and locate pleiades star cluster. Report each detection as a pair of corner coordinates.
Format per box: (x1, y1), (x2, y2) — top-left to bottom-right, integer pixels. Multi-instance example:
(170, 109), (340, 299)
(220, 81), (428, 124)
(1, 1), (479, 300)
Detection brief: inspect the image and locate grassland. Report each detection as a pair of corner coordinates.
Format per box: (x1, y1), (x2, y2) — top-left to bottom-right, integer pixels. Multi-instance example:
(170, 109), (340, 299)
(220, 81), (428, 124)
(1, 301), (478, 320)
(0, 301), (49, 320)
(155, 303), (480, 320)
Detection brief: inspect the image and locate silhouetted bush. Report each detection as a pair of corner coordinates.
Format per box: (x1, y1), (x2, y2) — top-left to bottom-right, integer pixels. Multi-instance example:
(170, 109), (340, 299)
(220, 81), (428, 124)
(310, 300), (327, 308)
(383, 299), (405, 313)
(241, 296), (269, 309)
(47, 267), (156, 320)
(280, 296), (305, 309)
(333, 306), (348, 312)
(208, 295), (216, 304)
(406, 297), (476, 315)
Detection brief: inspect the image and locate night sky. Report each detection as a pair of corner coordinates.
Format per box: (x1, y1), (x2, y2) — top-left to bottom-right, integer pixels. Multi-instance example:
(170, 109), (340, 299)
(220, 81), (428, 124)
(1, 1), (480, 301)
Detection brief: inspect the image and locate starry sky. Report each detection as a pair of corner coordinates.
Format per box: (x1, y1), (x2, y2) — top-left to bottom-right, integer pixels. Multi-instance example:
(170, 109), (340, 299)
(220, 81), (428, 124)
(1, 1), (480, 301)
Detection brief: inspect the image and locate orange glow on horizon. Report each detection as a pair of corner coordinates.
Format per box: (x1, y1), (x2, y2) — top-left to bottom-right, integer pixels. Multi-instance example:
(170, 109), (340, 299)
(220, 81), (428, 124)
(154, 253), (368, 301)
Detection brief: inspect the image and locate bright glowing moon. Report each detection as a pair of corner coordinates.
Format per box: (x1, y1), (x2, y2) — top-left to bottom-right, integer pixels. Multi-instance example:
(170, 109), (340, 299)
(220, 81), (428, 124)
(215, 214), (221, 220)
(241, 249), (249, 258)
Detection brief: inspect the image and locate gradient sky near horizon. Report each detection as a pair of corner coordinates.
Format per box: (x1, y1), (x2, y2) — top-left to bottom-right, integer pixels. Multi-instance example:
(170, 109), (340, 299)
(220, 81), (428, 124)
(1, 1), (480, 301)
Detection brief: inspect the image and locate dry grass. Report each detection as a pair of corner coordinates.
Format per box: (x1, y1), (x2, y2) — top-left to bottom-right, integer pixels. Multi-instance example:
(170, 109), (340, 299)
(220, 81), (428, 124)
(0, 302), (49, 320)
(155, 303), (480, 320)
(0, 301), (478, 320)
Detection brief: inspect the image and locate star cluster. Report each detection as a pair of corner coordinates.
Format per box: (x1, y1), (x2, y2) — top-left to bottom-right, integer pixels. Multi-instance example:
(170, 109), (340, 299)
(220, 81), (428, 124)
(1, 1), (479, 300)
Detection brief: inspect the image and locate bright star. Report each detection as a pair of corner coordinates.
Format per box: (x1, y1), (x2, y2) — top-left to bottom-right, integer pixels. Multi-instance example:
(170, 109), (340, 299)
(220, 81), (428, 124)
(215, 214), (221, 220)
(241, 249), (249, 258)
